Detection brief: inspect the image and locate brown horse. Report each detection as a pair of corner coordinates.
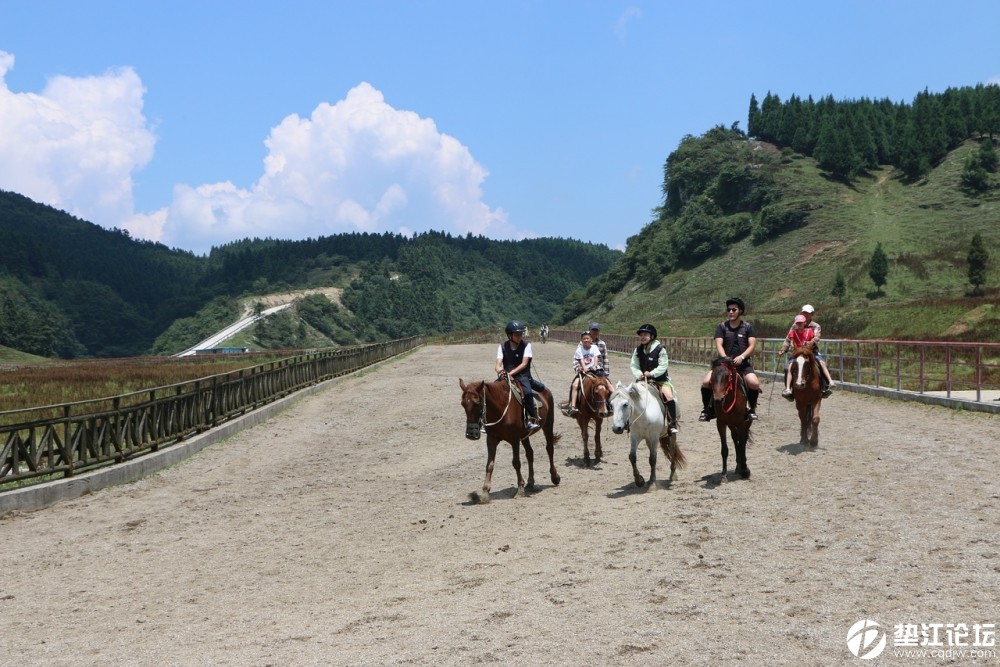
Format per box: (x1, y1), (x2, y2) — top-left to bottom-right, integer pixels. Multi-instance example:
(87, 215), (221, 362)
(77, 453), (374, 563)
(572, 372), (614, 466)
(710, 357), (753, 480)
(459, 376), (561, 503)
(790, 345), (823, 447)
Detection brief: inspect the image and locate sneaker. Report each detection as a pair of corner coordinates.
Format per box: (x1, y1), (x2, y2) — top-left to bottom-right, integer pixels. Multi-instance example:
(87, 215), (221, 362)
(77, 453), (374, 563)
(698, 409), (713, 422)
(747, 410), (758, 421)
(560, 405), (573, 417)
(821, 389), (832, 399)
(526, 420), (540, 431)
(668, 424), (679, 435)
(781, 388), (793, 399)
(568, 407), (579, 417)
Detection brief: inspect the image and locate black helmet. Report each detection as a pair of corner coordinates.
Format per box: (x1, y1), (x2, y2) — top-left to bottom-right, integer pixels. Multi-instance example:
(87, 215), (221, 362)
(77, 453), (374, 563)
(726, 297), (746, 314)
(505, 320), (526, 335)
(636, 323), (658, 338)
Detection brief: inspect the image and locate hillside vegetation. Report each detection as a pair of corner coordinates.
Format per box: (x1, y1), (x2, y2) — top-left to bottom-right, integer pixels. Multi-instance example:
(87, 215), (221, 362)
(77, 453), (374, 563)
(0, 191), (618, 358)
(561, 84), (999, 342)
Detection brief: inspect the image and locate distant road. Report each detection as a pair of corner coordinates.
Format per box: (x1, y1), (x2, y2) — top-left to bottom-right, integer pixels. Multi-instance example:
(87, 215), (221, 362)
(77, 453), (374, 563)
(173, 303), (292, 357)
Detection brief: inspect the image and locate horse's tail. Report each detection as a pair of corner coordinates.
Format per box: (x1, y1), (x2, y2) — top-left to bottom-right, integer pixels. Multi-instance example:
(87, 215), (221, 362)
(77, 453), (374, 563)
(659, 434), (686, 469)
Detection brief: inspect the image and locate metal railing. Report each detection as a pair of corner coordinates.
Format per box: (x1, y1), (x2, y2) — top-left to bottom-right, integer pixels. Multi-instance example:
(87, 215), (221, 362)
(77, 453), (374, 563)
(1, 337), (422, 487)
(547, 330), (1000, 412)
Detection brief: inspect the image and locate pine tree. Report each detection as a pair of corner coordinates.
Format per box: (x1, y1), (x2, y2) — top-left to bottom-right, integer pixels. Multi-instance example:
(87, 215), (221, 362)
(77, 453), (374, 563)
(831, 271), (847, 305)
(869, 243), (889, 296)
(967, 233), (990, 296)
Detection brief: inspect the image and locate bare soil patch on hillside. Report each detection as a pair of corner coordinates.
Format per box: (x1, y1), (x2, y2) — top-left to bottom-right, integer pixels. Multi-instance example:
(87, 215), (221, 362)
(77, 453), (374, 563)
(1, 343), (997, 665)
(241, 287), (343, 315)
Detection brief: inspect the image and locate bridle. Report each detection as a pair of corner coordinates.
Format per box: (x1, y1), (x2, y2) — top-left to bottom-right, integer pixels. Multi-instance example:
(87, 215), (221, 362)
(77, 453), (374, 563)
(473, 376), (514, 429)
(714, 360), (740, 415)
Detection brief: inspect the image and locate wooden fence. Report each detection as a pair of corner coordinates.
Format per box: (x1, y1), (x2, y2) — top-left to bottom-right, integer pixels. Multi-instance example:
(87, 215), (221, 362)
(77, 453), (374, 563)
(0, 337), (421, 488)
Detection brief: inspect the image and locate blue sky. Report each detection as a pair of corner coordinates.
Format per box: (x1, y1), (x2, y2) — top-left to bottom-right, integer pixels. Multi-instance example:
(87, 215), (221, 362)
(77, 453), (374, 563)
(1, 1), (998, 256)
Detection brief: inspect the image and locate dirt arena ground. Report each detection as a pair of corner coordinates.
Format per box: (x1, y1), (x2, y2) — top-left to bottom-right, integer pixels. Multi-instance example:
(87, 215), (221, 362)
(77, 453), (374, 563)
(2, 342), (998, 666)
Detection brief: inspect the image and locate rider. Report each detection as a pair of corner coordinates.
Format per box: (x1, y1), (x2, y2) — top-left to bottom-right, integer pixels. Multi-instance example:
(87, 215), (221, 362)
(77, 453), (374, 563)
(778, 314), (815, 398)
(629, 324), (679, 435)
(698, 298), (762, 422)
(798, 304), (836, 398)
(564, 330), (603, 416)
(588, 322), (611, 378)
(495, 320), (540, 431)
(540, 323), (549, 341)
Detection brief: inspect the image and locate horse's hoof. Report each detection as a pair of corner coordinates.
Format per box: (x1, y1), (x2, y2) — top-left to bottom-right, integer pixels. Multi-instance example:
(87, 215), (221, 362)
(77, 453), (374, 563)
(551, 473), (561, 486)
(737, 465), (751, 480)
(634, 477), (645, 488)
(471, 491), (490, 504)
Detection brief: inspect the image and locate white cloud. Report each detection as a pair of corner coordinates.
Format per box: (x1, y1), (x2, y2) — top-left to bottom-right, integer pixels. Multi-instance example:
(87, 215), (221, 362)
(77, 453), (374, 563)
(613, 7), (642, 40)
(141, 82), (513, 254)
(0, 54), (514, 255)
(0, 50), (155, 227)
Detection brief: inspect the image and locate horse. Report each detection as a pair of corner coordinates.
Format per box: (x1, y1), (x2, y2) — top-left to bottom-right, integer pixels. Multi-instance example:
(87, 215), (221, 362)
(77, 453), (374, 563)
(710, 357), (753, 480)
(609, 381), (686, 488)
(459, 376), (561, 503)
(789, 345), (823, 447)
(572, 372), (614, 466)
(540, 328), (548, 344)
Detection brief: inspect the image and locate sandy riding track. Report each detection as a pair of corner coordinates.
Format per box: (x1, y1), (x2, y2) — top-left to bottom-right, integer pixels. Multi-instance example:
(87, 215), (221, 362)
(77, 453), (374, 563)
(2, 343), (998, 665)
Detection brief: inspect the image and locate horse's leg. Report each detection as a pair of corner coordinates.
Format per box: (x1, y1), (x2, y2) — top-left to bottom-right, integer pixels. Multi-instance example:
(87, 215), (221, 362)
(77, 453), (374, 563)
(511, 439), (527, 498)
(798, 404), (809, 445)
(810, 401), (820, 447)
(717, 422), (729, 478)
(629, 435), (644, 487)
(660, 434), (679, 482)
(579, 416), (592, 466)
(647, 438), (657, 487)
(735, 431), (751, 479)
(593, 418), (603, 463)
(541, 394), (560, 486)
(521, 436), (537, 490)
(477, 437), (499, 504)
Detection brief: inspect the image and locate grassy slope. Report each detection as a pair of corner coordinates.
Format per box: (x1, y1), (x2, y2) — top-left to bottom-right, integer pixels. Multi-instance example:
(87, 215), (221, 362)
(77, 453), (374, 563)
(574, 141), (1000, 341)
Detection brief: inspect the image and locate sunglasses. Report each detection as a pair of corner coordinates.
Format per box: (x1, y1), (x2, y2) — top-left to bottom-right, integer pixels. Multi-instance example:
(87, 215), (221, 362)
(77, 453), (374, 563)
(726, 307), (740, 312)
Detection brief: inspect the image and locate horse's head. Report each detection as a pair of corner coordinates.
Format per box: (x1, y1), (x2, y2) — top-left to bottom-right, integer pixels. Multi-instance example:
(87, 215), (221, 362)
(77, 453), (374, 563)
(609, 382), (635, 434)
(791, 346), (816, 390)
(586, 375), (614, 418)
(710, 357), (737, 402)
(459, 378), (486, 440)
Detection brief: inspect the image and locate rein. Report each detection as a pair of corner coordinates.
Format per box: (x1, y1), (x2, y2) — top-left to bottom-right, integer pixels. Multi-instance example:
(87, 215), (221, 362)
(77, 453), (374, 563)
(718, 361), (740, 415)
(581, 373), (610, 414)
(480, 375), (514, 428)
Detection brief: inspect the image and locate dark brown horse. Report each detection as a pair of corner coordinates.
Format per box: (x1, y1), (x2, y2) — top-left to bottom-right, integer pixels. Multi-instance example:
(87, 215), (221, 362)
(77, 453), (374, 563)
(572, 372), (614, 466)
(790, 345), (823, 447)
(710, 357), (753, 480)
(459, 376), (561, 503)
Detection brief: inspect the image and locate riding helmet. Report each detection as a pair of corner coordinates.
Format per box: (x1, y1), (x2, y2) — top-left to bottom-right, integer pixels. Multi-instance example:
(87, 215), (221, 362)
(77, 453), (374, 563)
(588, 322), (601, 331)
(726, 297), (746, 314)
(636, 323), (658, 338)
(505, 320), (526, 335)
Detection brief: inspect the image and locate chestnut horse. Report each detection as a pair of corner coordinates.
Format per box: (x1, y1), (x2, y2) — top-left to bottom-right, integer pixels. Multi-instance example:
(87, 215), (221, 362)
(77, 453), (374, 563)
(609, 381), (686, 488)
(710, 357), (753, 480)
(790, 345), (823, 447)
(572, 372), (614, 466)
(459, 376), (561, 503)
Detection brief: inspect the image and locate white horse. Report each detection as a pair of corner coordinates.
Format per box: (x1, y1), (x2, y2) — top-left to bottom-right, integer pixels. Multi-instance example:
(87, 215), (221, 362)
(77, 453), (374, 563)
(609, 381), (686, 487)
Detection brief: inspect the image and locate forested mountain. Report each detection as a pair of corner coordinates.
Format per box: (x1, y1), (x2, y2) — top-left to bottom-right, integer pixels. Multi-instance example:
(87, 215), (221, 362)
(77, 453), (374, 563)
(0, 191), (619, 358)
(560, 84), (999, 342)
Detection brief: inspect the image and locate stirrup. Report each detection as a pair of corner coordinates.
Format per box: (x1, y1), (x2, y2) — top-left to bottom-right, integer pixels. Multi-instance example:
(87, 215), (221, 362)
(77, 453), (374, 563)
(698, 409), (713, 422)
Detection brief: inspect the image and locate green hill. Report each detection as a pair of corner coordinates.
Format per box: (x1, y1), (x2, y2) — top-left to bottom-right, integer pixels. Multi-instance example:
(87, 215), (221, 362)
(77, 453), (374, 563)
(0, 191), (619, 358)
(560, 131), (999, 342)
